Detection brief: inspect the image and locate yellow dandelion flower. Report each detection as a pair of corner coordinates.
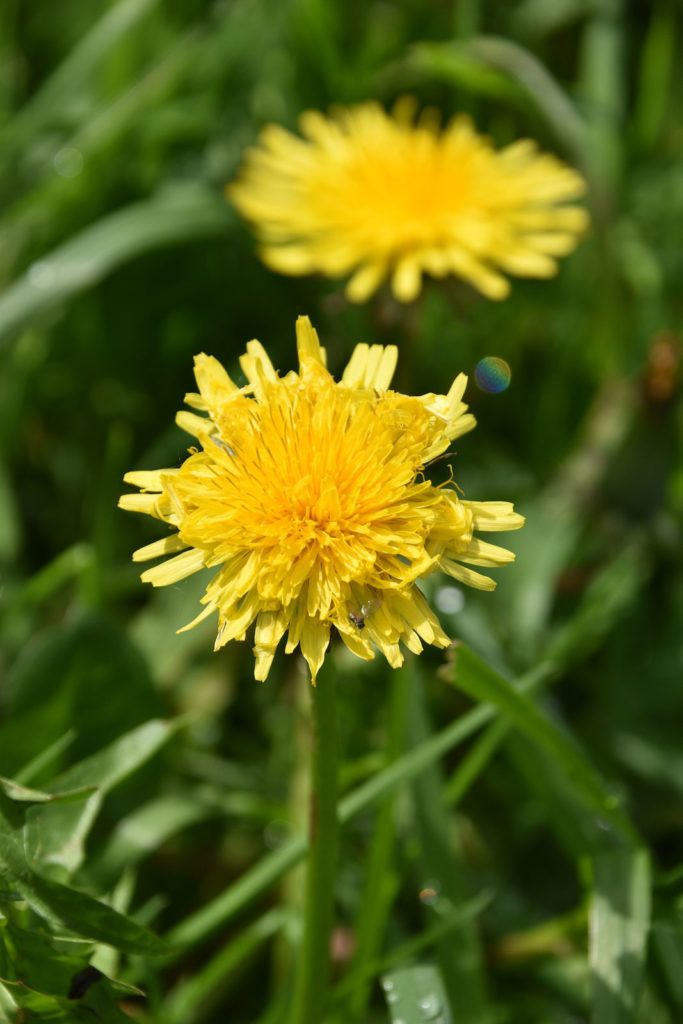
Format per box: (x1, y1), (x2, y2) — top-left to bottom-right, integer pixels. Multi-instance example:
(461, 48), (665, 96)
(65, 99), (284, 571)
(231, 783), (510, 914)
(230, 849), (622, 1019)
(228, 98), (589, 304)
(119, 317), (523, 682)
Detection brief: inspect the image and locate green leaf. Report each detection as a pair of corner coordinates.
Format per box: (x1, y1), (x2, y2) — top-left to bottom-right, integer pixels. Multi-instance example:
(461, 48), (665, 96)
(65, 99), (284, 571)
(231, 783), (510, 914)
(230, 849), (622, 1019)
(15, 733), (78, 788)
(577, 2), (625, 187)
(0, 917), (109, 999)
(0, 612), (163, 777)
(17, 876), (167, 957)
(0, 777), (94, 806)
(0, 792), (166, 956)
(0, 186), (234, 347)
(4, 980), (135, 1022)
(25, 718), (186, 874)
(380, 964), (453, 1024)
(0, 985), (18, 1023)
(590, 849), (651, 1024)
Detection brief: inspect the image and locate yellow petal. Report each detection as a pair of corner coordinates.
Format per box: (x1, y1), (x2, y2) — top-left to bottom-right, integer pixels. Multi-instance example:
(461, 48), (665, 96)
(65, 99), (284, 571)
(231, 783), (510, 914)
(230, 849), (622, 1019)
(254, 645), (277, 681)
(215, 591), (261, 643)
(456, 537), (516, 567)
(193, 353), (238, 406)
(496, 248), (557, 278)
(341, 343), (398, 389)
(140, 548), (206, 587)
(369, 345), (398, 390)
(133, 533), (188, 562)
(118, 493), (162, 516)
(462, 501), (525, 532)
(392, 255), (422, 303)
(345, 261), (387, 303)
(392, 588), (450, 647)
(261, 246), (314, 275)
(440, 558), (497, 590)
(446, 373), (468, 413)
(240, 339), (278, 387)
(176, 410), (212, 438)
(177, 601), (217, 633)
(341, 344), (369, 387)
(123, 470), (171, 491)
(296, 315), (327, 371)
(337, 626), (374, 661)
(373, 637), (404, 669)
(446, 248), (511, 301)
(300, 619), (330, 684)
(255, 608), (289, 649)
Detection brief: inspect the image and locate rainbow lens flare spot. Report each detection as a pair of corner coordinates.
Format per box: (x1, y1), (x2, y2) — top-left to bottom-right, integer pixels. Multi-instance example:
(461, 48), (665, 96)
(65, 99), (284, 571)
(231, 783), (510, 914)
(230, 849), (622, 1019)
(475, 356), (511, 394)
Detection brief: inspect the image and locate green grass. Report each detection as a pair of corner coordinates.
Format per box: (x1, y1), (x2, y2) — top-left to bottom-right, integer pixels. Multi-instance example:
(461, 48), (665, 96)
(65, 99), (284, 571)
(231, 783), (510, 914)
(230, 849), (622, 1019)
(1, 1), (682, 1022)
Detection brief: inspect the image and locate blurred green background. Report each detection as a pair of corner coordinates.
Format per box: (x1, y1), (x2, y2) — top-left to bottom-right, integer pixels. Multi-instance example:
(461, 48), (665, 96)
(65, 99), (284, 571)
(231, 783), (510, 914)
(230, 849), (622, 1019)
(0, 1), (682, 1022)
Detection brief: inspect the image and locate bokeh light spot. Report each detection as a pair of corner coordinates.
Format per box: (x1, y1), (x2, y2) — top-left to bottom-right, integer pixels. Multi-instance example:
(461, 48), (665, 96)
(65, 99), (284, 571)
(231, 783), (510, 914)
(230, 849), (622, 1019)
(475, 356), (511, 394)
(54, 147), (84, 178)
(435, 585), (464, 615)
(418, 884), (440, 906)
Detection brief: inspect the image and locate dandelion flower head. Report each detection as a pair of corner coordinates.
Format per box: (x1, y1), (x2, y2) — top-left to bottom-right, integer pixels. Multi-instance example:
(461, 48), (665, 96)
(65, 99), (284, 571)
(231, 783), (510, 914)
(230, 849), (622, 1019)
(228, 98), (589, 304)
(120, 318), (523, 682)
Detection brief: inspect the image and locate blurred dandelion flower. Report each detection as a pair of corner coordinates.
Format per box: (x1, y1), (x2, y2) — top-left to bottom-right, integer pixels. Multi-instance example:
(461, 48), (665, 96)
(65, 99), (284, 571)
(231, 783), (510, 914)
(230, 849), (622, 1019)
(228, 99), (589, 303)
(119, 317), (523, 682)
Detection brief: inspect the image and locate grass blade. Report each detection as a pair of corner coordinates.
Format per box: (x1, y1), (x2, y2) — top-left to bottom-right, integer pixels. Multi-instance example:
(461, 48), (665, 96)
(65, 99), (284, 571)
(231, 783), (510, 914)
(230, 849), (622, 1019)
(590, 849), (651, 1024)
(407, 666), (488, 1022)
(4, 0), (160, 143)
(380, 963), (453, 1024)
(447, 645), (637, 841)
(0, 186), (233, 347)
(164, 908), (287, 1024)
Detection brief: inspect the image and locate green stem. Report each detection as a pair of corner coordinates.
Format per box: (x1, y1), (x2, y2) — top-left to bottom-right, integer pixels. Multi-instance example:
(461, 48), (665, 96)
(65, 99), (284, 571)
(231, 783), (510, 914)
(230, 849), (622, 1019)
(273, 660), (312, 988)
(290, 665), (339, 1024)
(346, 668), (409, 1020)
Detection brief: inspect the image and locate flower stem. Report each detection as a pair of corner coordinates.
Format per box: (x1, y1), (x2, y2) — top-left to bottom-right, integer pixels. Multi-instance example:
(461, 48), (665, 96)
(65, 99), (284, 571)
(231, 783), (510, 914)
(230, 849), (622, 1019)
(290, 665), (339, 1024)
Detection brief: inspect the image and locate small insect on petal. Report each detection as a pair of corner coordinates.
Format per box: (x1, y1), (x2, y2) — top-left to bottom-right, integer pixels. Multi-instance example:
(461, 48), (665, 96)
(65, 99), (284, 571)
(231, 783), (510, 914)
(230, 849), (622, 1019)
(212, 436), (236, 456)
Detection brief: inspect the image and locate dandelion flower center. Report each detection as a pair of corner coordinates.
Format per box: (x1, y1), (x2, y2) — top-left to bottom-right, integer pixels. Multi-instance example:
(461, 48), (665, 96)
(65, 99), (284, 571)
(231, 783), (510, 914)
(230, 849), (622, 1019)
(316, 138), (472, 246)
(120, 317), (524, 682)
